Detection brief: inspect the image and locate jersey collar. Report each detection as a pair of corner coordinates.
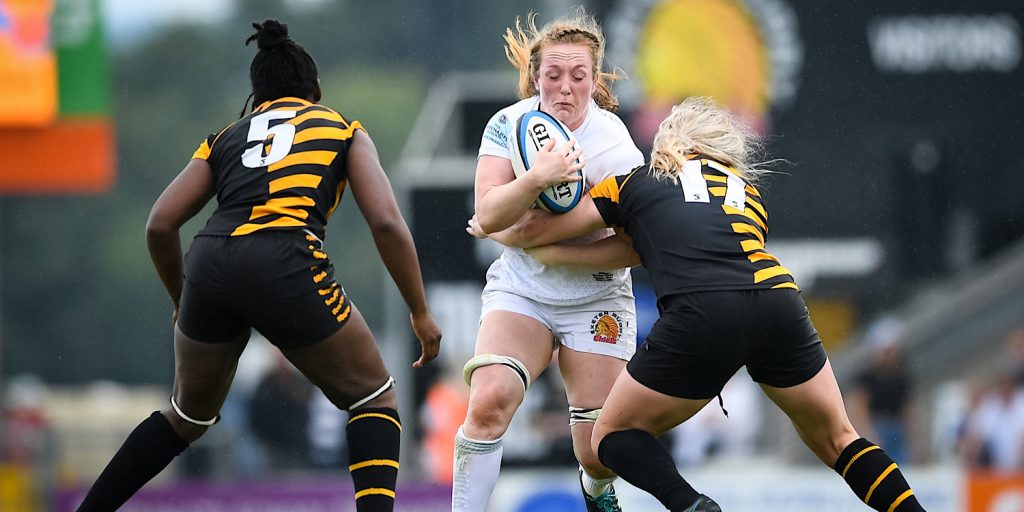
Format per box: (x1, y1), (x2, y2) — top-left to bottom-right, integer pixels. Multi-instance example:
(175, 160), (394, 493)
(253, 97), (313, 113)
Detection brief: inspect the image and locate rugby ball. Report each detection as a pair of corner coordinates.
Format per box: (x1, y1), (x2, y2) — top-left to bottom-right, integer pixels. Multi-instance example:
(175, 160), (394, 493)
(509, 110), (585, 214)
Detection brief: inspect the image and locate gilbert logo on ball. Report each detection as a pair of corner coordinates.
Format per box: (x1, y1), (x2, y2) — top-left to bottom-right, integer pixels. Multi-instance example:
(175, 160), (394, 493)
(510, 110), (585, 214)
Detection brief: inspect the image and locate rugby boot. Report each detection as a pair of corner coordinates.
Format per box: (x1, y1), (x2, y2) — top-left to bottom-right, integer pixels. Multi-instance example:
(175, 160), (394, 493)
(677, 494), (722, 512)
(580, 470), (623, 512)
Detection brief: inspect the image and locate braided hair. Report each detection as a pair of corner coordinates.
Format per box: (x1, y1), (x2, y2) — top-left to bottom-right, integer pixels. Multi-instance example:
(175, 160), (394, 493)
(242, 19), (320, 115)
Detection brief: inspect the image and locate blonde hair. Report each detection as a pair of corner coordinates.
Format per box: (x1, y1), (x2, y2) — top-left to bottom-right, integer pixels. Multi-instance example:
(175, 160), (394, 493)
(503, 7), (620, 112)
(650, 96), (769, 182)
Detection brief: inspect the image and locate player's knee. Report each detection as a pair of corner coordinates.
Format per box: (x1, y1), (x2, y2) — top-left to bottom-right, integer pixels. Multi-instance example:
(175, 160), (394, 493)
(161, 409), (209, 443)
(350, 385), (397, 411)
(799, 420), (858, 466)
(464, 382), (523, 437)
(329, 376), (396, 411)
(576, 444), (612, 477)
(470, 364), (527, 406)
(825, 427), (861, 466)
(467, 385), (521, 423)
(591, 425), (613, 458)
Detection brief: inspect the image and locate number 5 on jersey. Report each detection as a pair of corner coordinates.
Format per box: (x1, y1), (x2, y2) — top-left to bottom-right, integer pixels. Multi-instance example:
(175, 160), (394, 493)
(242, 110), (297, 168)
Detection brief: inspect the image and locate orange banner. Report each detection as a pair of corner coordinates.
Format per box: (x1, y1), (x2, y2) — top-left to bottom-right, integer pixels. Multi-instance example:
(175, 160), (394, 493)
(0, 117), (114, 194)
(967, 472), (1024, 511)
(0, 0), (57, 126)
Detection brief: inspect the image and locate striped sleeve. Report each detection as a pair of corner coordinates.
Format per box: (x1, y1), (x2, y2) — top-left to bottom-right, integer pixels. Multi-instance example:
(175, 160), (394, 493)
(589, 174), (627, 227)
(191, 134), (216, 160)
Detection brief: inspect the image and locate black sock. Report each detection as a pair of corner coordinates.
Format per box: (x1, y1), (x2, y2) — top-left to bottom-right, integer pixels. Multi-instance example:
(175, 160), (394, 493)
(834, 438), (925, 512)
(346, 407), (401, 512)
(76, 411), (189, 512)
(598, 429), (700, 511)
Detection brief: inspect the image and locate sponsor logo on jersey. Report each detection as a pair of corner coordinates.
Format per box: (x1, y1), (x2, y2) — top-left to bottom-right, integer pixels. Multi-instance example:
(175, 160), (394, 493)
(484, 121), (509, 148)
(590, 311), (622, 344)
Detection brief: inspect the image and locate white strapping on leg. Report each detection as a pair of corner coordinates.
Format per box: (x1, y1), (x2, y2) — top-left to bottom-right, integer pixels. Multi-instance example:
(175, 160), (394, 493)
(347, 376), (395, 411)
(170, 395), (219, 426)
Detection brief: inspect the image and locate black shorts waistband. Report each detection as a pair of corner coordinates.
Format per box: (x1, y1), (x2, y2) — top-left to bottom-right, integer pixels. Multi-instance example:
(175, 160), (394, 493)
(658, 288), (798, 312)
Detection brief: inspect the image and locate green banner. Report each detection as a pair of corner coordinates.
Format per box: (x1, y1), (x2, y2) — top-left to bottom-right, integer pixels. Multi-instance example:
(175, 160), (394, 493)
(53, 0), (109, 116)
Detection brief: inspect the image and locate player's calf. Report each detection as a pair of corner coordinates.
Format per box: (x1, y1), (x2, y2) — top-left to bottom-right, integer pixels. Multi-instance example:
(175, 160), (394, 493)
(346, 406), (402, 512)
(834, 438), (925, 512)
(76, 411), (190, 511)
(597, 429), (703, 512)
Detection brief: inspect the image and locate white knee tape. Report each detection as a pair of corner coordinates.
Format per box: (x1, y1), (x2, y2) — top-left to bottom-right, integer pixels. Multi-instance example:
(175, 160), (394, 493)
(170, 395), (220, 427)
(347, 376), (395, 411)
(568, 406), (602, 425)
(463, 354), (531, 391)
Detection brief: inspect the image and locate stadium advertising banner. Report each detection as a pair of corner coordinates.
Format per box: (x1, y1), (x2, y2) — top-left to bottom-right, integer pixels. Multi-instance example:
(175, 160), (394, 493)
(55, 480), (452, 512)
(0, 0), (114, 194)
(605, 0), (1023, 324)
(489, 467), (962, 512)
(0, 0), (56, 126)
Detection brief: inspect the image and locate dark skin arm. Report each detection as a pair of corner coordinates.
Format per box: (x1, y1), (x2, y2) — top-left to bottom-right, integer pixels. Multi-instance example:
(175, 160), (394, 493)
(146, 157), (216, 321)
(146, 158), (216, 322)
(346, 129), (442, 368)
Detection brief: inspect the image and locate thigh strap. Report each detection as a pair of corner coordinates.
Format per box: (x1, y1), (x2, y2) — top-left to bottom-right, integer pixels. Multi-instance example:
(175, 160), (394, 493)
(463, 354), (531, 391)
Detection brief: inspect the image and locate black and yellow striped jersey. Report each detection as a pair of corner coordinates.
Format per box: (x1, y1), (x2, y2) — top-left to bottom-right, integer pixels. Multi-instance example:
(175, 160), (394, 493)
(191, 97), (363, 239)
(590, 156), (797, 302)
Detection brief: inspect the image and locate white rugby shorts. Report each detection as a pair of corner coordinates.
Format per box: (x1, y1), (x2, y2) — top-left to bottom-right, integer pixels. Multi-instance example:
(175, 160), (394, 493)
(480, 289), (637, 361)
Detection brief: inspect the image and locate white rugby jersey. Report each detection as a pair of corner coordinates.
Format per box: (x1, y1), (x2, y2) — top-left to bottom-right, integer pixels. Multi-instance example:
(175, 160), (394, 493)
(478, 96), (644, 306)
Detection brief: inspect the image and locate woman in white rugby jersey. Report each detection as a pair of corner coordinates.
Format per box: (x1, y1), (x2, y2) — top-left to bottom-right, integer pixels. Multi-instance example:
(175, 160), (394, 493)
(452, 8), (643, 512)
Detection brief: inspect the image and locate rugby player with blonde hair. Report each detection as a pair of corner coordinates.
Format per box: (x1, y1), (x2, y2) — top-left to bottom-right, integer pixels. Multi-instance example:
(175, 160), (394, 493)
(472, 96), (927, 512)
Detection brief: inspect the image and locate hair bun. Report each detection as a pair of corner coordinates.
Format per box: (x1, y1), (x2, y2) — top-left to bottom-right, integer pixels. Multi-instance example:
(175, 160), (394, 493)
(246, 19), (290, 50)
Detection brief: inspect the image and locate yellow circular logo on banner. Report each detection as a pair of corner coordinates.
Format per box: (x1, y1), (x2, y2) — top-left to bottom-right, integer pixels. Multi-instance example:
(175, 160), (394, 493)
(607, 0), (803, 138)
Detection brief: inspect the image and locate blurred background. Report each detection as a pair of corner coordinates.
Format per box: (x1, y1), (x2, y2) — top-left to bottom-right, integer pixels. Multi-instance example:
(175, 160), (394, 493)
(1, 0), (1022, 510)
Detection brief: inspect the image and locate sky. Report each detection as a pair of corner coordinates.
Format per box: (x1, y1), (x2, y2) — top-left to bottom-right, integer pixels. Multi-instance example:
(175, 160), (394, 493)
(101, 0), (332, 47)
(102, 0), (236, 45)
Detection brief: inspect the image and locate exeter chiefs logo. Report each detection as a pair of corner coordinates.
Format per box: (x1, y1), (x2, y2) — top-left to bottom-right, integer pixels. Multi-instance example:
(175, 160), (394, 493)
(606, 0), (804, 139)
(591, 312), (623, 344)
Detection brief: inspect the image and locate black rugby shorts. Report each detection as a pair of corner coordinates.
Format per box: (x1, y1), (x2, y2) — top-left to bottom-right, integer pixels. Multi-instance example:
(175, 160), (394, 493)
(627, 288), (827, 399)
(177, 231), (352, 348)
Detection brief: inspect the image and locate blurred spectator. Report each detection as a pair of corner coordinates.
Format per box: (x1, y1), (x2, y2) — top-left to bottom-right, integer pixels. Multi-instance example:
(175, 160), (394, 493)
(247, 352), (314, 471)
(419, 362), (469, 484)
(2, 375), (51, 466)
(957, 328), (1024, 472)
(955, 380), (993, 469)
(307, 391), (347, 470)
(957, 373), (1024, 472)
(669, 370), (762, 467)
(1004, 326), (1024, 385)
(849, 317), (912, 464)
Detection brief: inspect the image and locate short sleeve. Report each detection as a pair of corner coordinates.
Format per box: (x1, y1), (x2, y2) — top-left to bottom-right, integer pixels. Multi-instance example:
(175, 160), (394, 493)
(603, 138), (645, 177)
(589, 174), (627, 227)
(192, 134), (216, 161)
(478, 110), (514, 159)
